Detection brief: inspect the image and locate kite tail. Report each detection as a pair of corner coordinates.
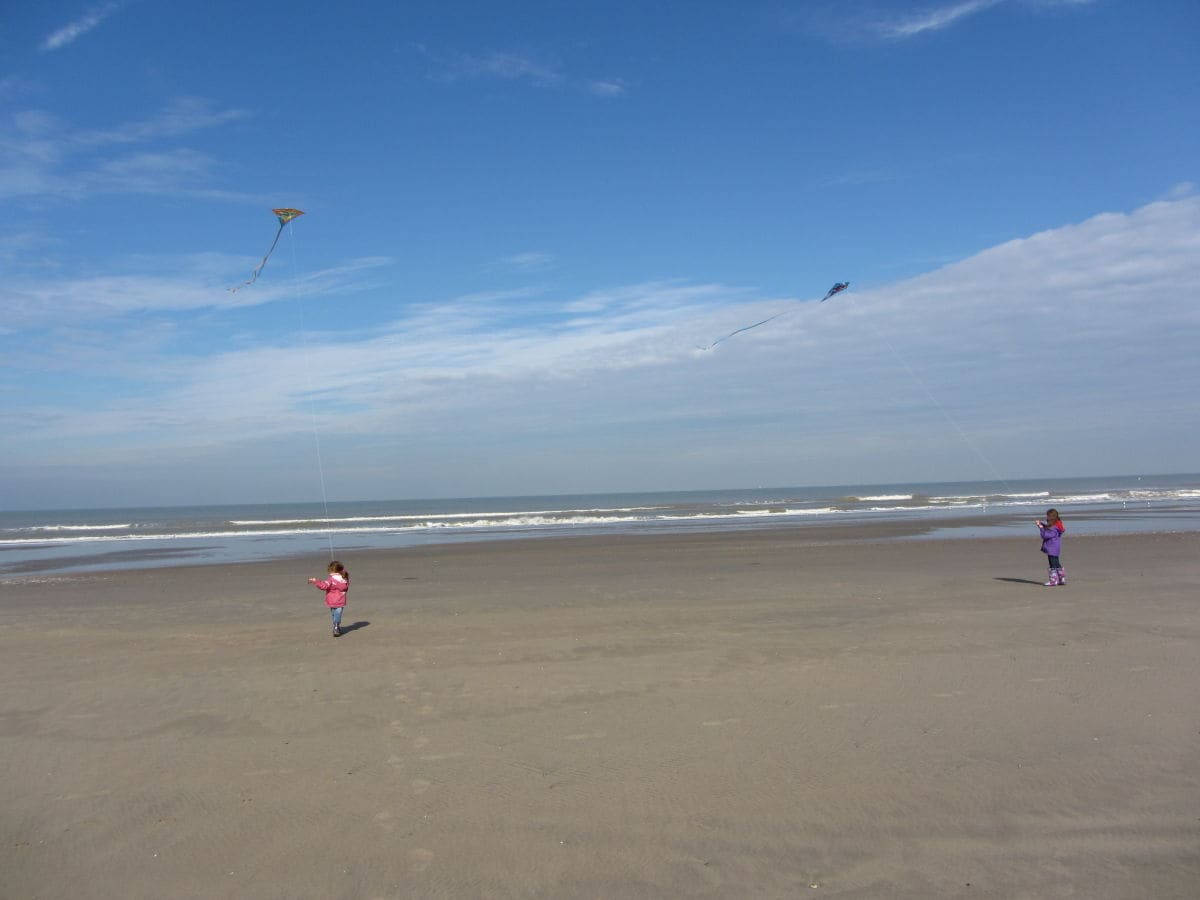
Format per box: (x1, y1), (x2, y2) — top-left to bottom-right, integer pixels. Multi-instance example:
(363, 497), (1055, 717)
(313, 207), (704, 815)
(701, 310), (791, 351)
(230, 222), (286, 293)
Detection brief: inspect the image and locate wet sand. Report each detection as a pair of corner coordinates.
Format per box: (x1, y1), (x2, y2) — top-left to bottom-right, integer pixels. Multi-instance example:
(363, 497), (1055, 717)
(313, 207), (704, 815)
(2, 527), (1198, 898)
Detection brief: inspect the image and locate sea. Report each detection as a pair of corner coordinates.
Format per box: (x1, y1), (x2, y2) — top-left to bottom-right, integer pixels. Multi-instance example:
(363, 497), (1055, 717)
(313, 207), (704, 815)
(2, 473), (1198, 577)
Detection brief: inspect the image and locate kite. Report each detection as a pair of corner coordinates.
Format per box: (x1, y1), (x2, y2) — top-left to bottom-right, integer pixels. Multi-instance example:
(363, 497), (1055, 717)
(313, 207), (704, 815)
(821, 281), (849, 302)
(699, 280), (850, 350)
(230, 208), (305, 292)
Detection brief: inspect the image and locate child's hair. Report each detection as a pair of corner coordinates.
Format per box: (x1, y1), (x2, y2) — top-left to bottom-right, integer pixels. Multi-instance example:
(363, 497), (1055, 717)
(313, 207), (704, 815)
(328, 560), (348, 577)
(1045, 508), (1061, 522)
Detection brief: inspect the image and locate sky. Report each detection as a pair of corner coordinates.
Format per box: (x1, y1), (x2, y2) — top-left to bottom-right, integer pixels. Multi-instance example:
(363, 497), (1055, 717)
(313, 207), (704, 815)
(2, 0), (1198, 509)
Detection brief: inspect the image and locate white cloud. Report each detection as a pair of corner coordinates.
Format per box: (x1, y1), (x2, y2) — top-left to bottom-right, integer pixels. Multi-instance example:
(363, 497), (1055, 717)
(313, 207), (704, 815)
(0, 100), (251, 202)
(587, 79), (628, 97)
(426, 49), (563, 87)
(0, 256), (394, 332)
(795, 0), (1099, 43)
(75, 97), (251, 147)
(880, 0), (1004, 38)
(0, 228), (56, 266)
(41, 2), (124, 52)
(6, 197), (1199, 497)
(415, 44), (627, 97)
(494, 251), (555, 273)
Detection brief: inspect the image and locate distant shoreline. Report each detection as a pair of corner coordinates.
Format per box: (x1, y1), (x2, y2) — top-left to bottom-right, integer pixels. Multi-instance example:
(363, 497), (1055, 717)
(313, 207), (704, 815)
(3, 472), (1198, 577)
(5, 508), (1200, 581)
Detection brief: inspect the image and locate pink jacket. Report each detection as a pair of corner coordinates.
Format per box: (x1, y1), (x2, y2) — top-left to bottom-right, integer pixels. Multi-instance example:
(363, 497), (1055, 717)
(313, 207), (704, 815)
(311, 573), (349, 608)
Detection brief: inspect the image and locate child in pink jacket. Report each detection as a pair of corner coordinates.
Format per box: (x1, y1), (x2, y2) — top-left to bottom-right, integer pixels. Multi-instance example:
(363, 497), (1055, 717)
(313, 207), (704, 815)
(309, 560), (349, 636)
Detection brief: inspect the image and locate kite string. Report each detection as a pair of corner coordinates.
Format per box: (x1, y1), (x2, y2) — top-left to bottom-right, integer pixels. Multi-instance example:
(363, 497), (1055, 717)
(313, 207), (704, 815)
(287, 226), (336, 558)
(849, 296), (1016, 498)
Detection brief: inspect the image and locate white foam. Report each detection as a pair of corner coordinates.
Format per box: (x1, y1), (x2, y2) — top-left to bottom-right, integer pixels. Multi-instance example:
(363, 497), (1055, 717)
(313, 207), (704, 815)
(19, 523), (133, 532)
(228, 505), (663, 527)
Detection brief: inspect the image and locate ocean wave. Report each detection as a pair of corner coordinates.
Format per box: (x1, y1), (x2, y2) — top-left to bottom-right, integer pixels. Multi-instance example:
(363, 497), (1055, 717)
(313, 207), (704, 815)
(1127, 489), (1200, 501)
(0, 526), (406, 546)
(228, 505), (663, 526)
(13, 523), (133, 533)
(5, 480), (1198, 561)
(0, 505), (856, 547)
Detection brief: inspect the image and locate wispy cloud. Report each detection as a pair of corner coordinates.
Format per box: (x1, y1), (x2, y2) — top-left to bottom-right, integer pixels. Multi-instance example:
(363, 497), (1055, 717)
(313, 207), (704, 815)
(587, 78), (629, 98)
(1, 256), (394, 332)
(41, 1), (124, 52)
(493, 251), (556, 273)
(879, 0), (1004, 38)
(794, 0), (1099, 43)
(76, 97), (251, 146)
(0, 227), (57, 269)
(0, 99), (251, 202)
(415, 44), (629, 97)
(423, 48), (564, 88)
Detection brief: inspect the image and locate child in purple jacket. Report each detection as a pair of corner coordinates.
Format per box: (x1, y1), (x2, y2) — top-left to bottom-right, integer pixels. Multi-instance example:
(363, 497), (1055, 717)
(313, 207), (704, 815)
(1036, 509), (1066, 586)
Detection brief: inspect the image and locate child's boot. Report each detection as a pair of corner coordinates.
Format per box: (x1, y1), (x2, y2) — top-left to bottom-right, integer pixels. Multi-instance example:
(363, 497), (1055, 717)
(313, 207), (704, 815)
(1056, 567), (1066, 585)
(1044, 567), (1060, 586)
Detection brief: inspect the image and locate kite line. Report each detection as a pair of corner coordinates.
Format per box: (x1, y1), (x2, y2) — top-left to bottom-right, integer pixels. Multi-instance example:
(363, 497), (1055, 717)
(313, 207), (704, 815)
(232, 207), (335, 555)
(702, 276), (1015, 496)
(283, 221), (336, 557)
(845, 292), (1016, 497)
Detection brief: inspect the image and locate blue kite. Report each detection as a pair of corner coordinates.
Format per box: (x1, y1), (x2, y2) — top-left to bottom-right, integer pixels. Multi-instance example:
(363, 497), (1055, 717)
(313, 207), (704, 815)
(821, 281), (849, 302)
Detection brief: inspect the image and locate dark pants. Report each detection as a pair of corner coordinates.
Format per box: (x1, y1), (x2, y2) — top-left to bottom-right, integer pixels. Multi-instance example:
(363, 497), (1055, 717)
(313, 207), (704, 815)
(1047, 555), (1061, 568)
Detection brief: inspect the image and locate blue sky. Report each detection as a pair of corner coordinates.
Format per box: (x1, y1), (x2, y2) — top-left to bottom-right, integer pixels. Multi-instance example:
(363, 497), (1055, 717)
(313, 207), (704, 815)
(2, 0), (1198, 509)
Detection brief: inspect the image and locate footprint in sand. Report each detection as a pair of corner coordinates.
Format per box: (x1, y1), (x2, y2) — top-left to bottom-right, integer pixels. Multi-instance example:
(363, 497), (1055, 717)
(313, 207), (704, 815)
(411, 778), (432, 795)
(409, 848), (435, 872)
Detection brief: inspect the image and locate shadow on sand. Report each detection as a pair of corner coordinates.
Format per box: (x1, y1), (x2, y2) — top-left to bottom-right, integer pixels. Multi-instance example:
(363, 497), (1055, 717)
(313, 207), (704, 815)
(994, 577), (1046, 587)
(337, 621), (370, 635)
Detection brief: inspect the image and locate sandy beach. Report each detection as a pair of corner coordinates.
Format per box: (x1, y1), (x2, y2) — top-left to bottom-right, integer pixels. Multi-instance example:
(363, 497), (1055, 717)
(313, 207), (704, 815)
(2, 527), (1198, 899)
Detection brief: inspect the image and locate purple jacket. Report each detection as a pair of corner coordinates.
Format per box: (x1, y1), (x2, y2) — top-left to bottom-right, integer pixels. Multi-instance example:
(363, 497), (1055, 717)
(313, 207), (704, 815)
(1038, 522), (1064, 556)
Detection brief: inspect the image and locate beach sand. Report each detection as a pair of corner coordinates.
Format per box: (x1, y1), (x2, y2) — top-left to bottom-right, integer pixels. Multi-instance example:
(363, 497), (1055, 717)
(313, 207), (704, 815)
(2, 528), (1198, 898)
